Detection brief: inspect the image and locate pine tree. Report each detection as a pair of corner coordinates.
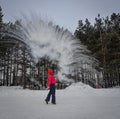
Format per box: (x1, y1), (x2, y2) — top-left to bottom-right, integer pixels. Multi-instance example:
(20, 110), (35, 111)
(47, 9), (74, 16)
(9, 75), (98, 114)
(0, 6), (3, 27)
(75, 13), (120, 87)
(0, 6), (3, 40)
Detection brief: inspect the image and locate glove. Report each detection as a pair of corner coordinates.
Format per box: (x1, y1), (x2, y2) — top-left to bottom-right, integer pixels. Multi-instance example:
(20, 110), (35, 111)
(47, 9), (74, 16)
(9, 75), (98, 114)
(46, 87), (50, 90)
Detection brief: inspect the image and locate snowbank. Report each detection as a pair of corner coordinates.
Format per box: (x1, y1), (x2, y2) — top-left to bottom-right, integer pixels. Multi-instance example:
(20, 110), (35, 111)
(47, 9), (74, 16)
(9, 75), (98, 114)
(66, 82), (93, 91)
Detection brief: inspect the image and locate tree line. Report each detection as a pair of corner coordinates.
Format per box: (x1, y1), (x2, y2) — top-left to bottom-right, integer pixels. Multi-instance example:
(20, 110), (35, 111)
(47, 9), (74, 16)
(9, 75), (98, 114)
(0, 5), (120, 88)
(75, 13), (120, 88)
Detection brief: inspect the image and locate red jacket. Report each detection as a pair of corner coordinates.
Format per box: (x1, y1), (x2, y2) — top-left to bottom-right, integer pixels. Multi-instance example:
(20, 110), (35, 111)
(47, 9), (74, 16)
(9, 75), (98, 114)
(47, 69), (56, 87)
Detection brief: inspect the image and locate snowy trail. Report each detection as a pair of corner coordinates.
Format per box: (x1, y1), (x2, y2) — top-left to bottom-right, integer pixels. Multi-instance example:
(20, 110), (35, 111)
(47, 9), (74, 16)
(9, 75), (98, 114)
(0, 83), (120, 119)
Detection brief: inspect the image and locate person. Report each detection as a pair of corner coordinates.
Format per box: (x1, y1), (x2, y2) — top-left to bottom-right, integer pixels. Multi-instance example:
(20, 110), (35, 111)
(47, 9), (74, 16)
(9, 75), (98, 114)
(45, 69), (57, 104)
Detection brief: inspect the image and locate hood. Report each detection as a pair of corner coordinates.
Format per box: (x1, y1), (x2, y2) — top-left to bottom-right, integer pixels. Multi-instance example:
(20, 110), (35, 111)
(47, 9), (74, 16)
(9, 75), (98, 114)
(48, 69), (53, 75)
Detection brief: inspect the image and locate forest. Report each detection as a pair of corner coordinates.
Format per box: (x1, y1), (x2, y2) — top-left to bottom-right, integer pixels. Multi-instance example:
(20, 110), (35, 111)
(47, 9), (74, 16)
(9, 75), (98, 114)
(0, 6), (120, 89)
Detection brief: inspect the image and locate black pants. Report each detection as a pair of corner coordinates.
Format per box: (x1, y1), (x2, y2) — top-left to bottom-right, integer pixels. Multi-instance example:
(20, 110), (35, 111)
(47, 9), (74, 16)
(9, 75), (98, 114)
(46, 84), (56, 103)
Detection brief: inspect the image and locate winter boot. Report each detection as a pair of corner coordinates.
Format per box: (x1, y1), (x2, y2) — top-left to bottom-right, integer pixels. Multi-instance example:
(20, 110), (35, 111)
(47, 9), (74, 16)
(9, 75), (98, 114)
(45, 100), (48, 104)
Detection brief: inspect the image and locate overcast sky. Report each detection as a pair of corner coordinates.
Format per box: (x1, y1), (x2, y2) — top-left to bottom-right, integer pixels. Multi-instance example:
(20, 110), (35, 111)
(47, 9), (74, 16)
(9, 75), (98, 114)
(0, 0), (120, 33)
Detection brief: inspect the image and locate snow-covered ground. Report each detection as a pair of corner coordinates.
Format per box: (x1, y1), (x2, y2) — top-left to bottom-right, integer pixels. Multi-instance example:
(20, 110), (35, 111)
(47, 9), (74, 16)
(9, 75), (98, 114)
(0, 82), (120, 119)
